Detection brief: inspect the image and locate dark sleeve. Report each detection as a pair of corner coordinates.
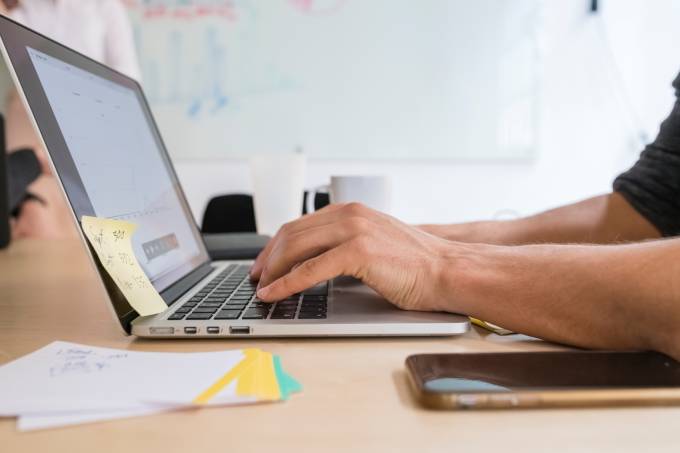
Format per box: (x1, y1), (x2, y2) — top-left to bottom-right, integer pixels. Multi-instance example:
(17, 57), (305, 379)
(613, 73), (680, 237)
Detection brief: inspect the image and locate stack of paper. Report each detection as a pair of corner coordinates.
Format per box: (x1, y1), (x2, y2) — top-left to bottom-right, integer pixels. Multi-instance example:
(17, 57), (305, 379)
(0, 341), (301, 431)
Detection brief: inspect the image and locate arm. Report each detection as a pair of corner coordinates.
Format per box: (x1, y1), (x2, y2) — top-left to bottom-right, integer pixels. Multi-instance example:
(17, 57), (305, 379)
(251, 203), (680, 360)
(423, 73), (680, 246)
(448, 239), (680, 358)
(419, 192), (661, 245)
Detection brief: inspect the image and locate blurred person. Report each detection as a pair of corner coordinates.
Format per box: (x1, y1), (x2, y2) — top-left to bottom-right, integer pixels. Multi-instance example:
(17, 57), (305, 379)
(0, 0), (140, 238)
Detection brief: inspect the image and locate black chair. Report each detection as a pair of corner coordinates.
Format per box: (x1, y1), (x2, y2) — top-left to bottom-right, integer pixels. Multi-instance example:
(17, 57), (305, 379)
(201, 192), (330, 234)
(0, 113), (42, 248)
(201, 194), (257, 233)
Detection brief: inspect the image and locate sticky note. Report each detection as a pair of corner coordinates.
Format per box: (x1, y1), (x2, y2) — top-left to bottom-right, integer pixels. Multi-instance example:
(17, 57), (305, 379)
(81, 216), (167, 317)
(234, 349), (281, 401)
(254, 351), (281, 401)
(192, 348), (259, 405)
(273, 355), (302, 400)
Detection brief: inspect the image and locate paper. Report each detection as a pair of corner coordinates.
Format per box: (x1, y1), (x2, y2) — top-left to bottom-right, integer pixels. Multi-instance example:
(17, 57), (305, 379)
(17, 405), (180, 431)
(0, 342), (248, 415)
(273, 355), (303, 400)
(81, 216), (167, 316)
(0, 342), (301, 431)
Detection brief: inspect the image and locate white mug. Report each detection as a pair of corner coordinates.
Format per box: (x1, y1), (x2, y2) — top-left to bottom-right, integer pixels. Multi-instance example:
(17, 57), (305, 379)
(250, 153), (306, 236)
(306, 175), (392, 214)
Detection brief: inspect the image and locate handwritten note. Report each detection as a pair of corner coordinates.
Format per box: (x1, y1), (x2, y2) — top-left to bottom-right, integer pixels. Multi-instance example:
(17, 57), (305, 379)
(49, 347), (129, 378)
(81, 216), (167, 316)
(0, 342), (301, 430)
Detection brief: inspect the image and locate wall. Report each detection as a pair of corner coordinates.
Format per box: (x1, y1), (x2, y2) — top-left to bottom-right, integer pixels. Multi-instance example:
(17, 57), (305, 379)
(0, 1), (676, 227)
(175, 0), (680, 226)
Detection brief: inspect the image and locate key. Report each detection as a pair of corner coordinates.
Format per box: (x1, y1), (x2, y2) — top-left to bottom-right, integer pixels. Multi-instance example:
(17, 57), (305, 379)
(214, 310), (241, 320)
(298, 312), (327, 319)
(187, 312), (213, 320)
(193, 307), (218, 314)
(302, 295), (327, 302)
(242, 309), (269, 319)
(271, 312), (295, 319)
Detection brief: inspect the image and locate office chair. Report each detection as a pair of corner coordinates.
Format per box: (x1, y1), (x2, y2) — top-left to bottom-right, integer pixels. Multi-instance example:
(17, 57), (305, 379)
(201, 192), (330, 234)
(0, 113), (43, 249)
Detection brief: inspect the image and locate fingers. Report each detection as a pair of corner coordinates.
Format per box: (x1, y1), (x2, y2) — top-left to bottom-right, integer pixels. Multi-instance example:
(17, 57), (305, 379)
(256, 241), (357, 301)
(257, 217), (373, 288)
(250, 203), (351, 279)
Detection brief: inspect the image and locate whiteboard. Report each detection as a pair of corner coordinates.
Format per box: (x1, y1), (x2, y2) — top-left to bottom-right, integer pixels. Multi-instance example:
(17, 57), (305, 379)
(124, 0), (540, 160)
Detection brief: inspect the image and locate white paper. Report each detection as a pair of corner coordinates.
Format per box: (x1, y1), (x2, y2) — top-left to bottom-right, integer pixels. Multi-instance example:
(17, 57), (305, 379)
(0, 341), (250, 416)
(16, 381), (256, 431)
(17, 405), (177, 431)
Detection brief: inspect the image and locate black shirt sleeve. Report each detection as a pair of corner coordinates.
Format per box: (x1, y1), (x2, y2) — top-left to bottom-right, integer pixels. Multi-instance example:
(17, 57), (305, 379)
(613, 73), (680, 237)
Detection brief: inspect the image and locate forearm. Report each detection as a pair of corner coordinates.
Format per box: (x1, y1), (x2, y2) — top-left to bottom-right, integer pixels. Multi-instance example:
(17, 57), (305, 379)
(421, 193), (661, 245)
(443, 239), (680, 358)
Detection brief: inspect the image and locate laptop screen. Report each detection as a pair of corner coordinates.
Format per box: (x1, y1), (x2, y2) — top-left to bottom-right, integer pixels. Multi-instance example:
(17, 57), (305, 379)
(26, 47), (204, 291)
(0, 13), (211, 325)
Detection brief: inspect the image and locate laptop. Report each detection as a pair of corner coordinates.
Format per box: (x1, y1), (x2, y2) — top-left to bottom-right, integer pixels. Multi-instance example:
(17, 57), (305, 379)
(0, 15), (469, 338)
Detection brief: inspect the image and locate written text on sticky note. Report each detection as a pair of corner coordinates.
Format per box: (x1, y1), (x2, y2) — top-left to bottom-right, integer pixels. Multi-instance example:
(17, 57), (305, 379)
(81, 216), (167, 316)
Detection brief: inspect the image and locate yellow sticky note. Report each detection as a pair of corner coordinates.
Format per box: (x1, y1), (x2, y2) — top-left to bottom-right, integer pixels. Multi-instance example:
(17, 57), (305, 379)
(255, 351), (282, 401)
(192, 349), (260, 405)
(193, 348), (283, 405)
(81, 215), (167, 317)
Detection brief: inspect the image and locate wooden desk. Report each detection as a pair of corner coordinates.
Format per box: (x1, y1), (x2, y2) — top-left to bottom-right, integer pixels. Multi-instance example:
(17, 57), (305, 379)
(1, 239), (678, 453)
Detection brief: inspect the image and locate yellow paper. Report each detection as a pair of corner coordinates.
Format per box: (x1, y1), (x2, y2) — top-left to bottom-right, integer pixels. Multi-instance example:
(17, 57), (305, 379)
(193, 348), (282, 405)
(234, 349), (280, 401)
(255, 351), (282, 401)
(81, 216), (167, 317)
(192, 348), (260, 405)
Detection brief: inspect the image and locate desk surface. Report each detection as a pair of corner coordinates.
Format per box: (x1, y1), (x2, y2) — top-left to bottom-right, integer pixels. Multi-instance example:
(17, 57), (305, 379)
(1, 239), (678, 453)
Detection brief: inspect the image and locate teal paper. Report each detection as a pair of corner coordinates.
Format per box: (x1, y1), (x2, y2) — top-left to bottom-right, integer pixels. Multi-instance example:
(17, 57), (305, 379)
(273, 355), (303, 400)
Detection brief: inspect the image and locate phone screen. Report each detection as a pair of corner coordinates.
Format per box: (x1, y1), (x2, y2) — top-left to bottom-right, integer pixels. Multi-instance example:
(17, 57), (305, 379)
(407, 351), (680, 393)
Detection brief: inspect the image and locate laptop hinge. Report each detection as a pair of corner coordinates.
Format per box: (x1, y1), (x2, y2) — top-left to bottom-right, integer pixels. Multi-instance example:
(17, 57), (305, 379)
(160, 262), (215, 307)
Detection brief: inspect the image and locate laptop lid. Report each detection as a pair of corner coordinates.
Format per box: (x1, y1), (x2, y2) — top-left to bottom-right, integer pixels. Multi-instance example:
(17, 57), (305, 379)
(0, 15), (213, 333)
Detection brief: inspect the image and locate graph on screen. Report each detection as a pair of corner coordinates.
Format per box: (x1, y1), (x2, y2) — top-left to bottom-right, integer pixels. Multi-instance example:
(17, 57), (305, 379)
(124, 0), (541, 160)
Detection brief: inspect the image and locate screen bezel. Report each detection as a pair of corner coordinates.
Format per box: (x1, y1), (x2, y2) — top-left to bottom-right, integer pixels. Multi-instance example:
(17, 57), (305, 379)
(0, 15), (212, 332)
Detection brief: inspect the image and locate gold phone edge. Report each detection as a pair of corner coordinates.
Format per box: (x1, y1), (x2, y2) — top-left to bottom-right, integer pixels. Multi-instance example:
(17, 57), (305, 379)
(405, 368), (680, 410)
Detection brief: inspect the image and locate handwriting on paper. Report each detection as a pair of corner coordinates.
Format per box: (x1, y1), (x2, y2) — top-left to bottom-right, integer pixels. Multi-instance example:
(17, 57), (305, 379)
(81, 216), (168, 316)
(49, 347), (129, 378)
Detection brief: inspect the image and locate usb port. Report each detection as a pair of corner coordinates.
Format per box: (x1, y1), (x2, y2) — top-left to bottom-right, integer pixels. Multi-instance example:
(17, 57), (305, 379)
(184, 327), (198, 334)
(229, 326), (251, 335)
(206, 326), (220, 334)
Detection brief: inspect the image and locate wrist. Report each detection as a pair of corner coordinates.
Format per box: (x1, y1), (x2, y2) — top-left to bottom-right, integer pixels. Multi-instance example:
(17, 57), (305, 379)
(432, 240), (508, 314)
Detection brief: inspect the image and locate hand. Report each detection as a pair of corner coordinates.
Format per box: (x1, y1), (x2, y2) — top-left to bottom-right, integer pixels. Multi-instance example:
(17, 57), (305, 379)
(250, 203), (457, 312)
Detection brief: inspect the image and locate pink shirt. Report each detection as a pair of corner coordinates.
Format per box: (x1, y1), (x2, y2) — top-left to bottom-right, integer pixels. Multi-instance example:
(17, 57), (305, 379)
(9, 0), (140, 79)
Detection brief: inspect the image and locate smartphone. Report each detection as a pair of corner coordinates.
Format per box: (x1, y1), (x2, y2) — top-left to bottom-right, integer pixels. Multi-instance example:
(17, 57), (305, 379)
(406, 351), (680, 410)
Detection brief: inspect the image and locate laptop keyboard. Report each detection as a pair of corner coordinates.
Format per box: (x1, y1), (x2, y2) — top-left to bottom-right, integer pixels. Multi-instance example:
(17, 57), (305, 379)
(166, 264), (328, 321)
